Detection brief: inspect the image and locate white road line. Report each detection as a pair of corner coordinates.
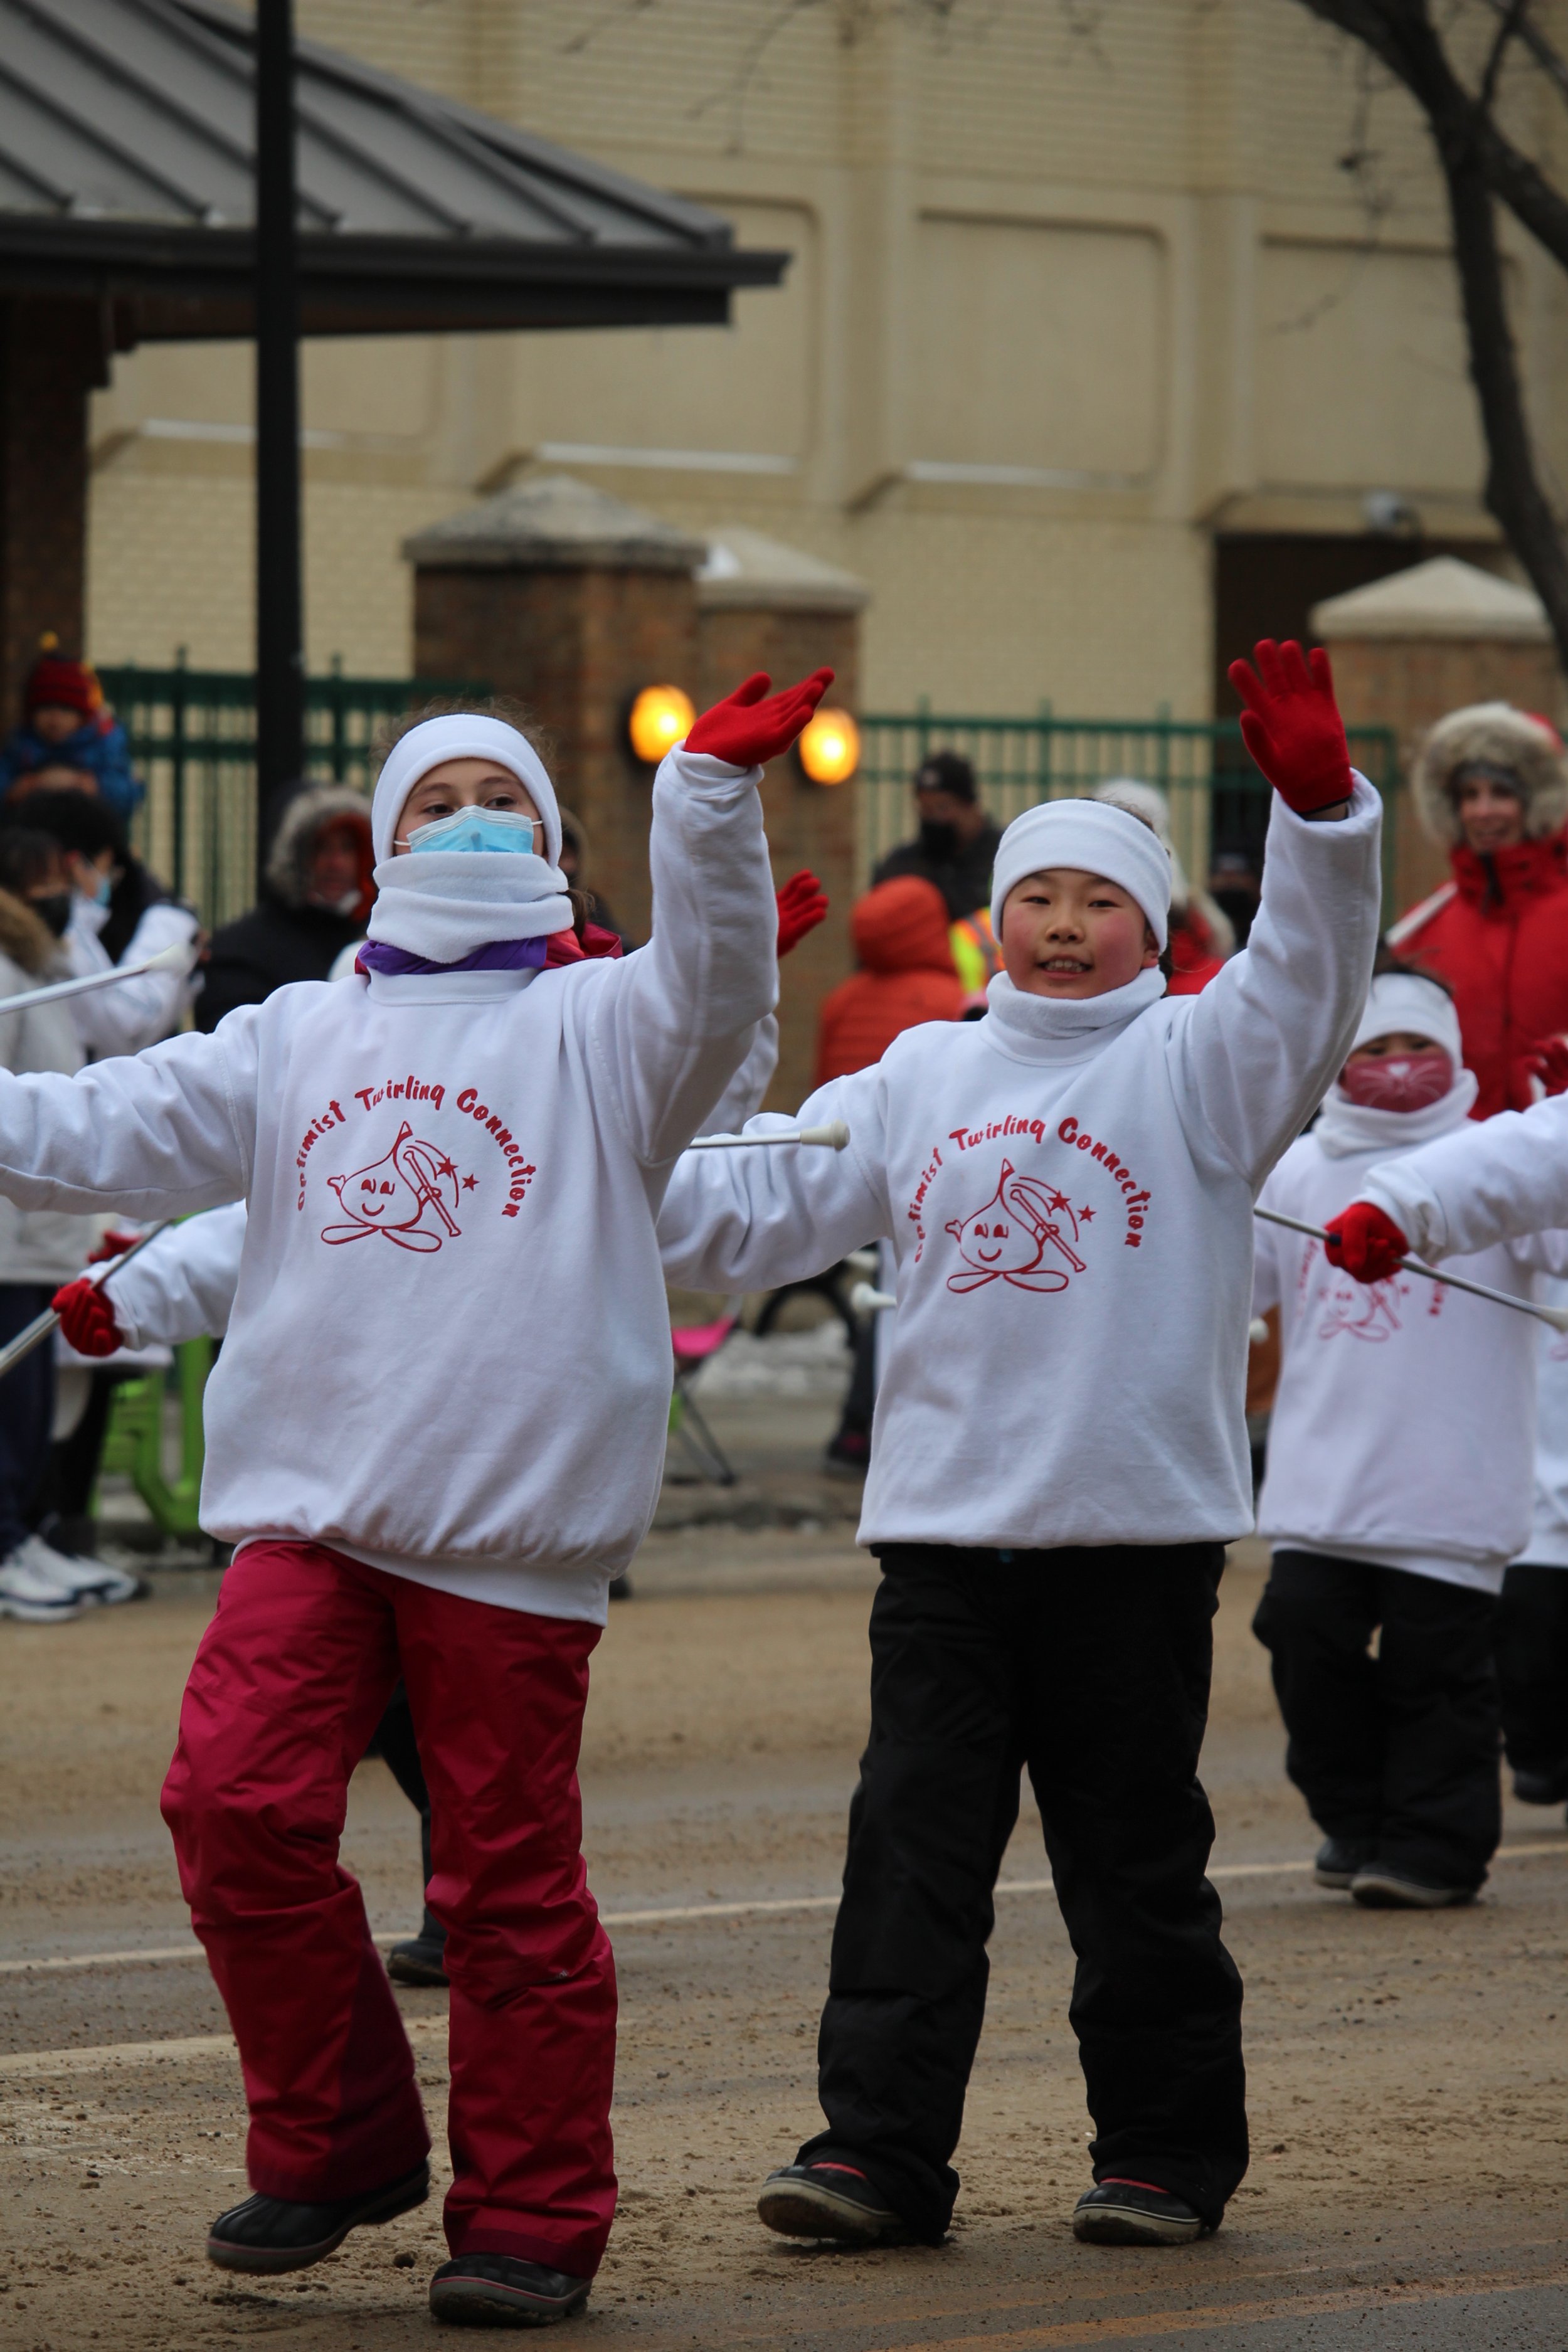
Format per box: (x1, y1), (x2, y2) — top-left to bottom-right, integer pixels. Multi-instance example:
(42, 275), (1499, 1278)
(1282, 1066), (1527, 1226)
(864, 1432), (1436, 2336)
(3, 1840), (1562, 1983)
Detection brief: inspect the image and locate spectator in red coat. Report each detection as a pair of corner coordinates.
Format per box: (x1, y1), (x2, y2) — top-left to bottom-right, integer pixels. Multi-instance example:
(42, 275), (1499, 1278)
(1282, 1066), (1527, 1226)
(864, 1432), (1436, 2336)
(815, 875), (964, 1086)
(1388, 703), (1568, 1117)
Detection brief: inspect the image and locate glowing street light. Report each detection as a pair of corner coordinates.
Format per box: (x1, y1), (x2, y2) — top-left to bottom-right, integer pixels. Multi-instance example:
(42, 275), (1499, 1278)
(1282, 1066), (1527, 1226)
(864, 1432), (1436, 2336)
(797, 706), (860, 786)
(627, 684), (696, 766)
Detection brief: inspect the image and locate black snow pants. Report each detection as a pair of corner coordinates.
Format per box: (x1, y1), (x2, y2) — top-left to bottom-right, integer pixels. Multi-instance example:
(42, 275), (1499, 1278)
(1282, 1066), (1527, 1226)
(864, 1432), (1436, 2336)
(798, 1540), (1248, 2240)
(1253, 1550), (1501, 1892)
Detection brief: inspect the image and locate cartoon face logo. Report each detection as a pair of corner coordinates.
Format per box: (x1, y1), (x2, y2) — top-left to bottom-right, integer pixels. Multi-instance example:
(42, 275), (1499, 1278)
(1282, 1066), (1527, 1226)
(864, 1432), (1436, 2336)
(1317, 1270), (1404, 1343)
(322, 1121), (464, 1253)
(945, 1160), (1088, 1294)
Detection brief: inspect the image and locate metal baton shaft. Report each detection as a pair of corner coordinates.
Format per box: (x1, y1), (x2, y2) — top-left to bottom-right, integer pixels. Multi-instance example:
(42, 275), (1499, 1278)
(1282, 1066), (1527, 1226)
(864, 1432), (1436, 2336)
(686, 1121), (850, 1153)
(0, 1220), (174, 1383)
(1253, 1204), (1568, 1334)
(0, 940), (196, 1018)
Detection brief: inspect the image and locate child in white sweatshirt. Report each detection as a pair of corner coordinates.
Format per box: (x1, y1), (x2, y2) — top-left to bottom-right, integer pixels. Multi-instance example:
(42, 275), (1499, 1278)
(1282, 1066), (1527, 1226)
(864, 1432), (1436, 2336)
(656, 642), (1383, 2254)
(0, 670), (827, 2328)
(1499, 1290), (1568, 1816)
(1251, 967), (1568, 1909)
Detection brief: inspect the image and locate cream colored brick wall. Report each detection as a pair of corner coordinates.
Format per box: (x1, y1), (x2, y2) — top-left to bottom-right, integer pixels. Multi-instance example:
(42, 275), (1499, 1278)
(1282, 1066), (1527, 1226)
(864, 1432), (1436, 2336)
(84, 0), (1568, 723)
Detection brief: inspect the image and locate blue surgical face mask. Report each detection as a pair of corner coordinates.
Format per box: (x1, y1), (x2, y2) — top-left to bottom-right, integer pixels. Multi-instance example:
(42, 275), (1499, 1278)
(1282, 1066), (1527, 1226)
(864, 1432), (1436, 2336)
(403, 806), (542, 857)
(90, 871), (113, 908)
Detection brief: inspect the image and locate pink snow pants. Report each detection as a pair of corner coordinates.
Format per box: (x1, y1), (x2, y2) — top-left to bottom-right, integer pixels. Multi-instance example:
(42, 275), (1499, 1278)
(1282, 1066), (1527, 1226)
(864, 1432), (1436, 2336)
(161, 1539), (617, 2277)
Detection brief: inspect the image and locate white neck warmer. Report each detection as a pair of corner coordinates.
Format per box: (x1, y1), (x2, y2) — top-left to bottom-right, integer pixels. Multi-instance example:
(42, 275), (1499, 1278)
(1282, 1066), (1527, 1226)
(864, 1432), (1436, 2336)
(983, 964), (1167, 1062)
(366, 713), (573, 962)
(1314, 1068), (1480, 1158)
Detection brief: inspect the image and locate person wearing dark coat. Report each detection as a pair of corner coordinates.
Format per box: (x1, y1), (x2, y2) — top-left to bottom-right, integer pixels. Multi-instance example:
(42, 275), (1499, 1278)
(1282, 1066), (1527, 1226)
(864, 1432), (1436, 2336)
(871, 749), (1003, 922)
(196, 786), (374, 1029)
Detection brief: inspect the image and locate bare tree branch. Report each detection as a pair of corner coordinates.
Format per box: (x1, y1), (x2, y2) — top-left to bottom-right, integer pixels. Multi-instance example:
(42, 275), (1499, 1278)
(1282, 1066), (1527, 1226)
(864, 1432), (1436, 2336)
(1291, 0), (1568, 669)
(1475, 0), (1568, 108)
(1300, 0), (1568, 273)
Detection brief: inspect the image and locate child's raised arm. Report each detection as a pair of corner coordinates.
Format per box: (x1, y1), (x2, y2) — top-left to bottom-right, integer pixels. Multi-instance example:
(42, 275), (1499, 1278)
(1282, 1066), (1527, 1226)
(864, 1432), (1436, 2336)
(0, 1019), (255, 1220)
(655, 1064), (889, 1293)
(1174, 644), (1384, 1189)
(588, 672), (830, 1167)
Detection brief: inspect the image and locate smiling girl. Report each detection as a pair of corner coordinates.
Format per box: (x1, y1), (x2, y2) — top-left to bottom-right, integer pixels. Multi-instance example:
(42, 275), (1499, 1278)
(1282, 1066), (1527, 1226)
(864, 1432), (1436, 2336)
(654, 641), (1382, 2260)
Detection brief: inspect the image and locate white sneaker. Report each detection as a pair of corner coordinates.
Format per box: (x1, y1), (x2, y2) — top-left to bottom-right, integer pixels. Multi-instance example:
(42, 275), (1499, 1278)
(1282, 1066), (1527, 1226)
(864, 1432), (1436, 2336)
(0, 1539), (92, 1622)
(14, 1532), (142, 1608)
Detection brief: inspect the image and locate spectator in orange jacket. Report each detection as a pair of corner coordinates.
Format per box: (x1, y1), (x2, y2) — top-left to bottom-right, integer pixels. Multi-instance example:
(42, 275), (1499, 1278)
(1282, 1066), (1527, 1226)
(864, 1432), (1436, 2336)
(815, 875), (965, 1088)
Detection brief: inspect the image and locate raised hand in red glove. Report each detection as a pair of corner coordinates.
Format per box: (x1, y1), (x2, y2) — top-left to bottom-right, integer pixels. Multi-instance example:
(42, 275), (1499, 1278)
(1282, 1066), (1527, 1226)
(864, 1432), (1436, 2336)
(1527, 1036), (1568, 1098)
(686, 668), (834, 768)
(1323, 1201), (1409, 1285)
(776, 870), (829, 958)
(1227, 639), (1353, 817)
(53, 1276), (122, 1358)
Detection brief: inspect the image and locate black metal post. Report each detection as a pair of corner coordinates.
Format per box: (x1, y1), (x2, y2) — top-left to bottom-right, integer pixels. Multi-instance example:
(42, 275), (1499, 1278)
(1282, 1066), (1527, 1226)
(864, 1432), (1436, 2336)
(255, 0), (304, 856)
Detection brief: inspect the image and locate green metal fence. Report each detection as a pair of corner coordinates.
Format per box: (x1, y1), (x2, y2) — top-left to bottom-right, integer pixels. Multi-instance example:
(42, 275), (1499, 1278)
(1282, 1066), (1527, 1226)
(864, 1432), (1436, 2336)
(857, 707), (1402, 916)
(97, 657), (487, 928)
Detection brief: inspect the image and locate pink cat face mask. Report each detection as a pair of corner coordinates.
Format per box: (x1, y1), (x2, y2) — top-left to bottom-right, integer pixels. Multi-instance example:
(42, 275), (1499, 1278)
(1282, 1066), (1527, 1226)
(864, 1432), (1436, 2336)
(1338, 1047), (1454, 1113)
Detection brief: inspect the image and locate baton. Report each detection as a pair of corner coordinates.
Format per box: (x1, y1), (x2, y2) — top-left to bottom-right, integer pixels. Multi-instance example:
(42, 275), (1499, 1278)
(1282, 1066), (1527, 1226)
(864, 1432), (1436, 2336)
(1254, 1204), (1568, 1334)
(0, 938), (196, 1017)
(686, 1121), (850, 1152)
(0, 1221), (173, 1382)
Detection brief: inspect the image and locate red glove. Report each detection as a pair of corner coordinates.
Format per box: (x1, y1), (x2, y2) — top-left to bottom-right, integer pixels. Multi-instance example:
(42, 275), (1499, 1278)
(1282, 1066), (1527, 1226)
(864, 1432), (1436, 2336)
(776, 870), (829, 958)
(87, 1228), (140, 1265)
(686, 669), (834, 768)
(1323, 1202), (1409, 1285)
(1527, 1036), (1568, 1098)
(1227, 639), (1353, 816)
(52, 1277), (122, 1358)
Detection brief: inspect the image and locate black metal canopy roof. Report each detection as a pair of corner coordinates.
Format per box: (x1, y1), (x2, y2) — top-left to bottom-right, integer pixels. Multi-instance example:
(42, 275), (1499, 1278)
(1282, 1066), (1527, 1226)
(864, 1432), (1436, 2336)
(0, 0), (789, 340)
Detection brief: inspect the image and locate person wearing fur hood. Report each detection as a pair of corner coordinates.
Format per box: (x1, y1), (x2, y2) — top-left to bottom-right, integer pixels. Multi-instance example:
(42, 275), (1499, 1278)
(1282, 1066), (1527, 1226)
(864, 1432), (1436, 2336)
(196, 785), (374, 1030)
(1386, 702), (1568, 1117)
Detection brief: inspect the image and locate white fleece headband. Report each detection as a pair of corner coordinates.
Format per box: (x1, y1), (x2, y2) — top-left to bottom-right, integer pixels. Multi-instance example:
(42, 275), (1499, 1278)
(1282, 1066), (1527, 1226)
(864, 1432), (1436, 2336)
(1350, 971), (1461, 1066)
(990, 798), (1171, 951)
(371, 714), (561, 867)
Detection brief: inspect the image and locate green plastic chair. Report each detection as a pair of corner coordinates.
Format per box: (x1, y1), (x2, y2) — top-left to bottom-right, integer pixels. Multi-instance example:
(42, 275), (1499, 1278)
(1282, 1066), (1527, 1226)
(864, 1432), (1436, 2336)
(96, 1337), (211, 1540)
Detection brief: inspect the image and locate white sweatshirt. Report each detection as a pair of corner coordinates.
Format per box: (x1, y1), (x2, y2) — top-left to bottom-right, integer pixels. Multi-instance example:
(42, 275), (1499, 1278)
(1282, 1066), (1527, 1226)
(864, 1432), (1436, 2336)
(0, 746), (776, 1622)
(1362, 1089), (1568, 1266)
(657, 780), (1384, 1552)
(1254, 1087), (1568, 1594)
(65, 898), (199, 1057)
(105, 1020), (782, 1348)
(1514, 1282), (1568, 1569)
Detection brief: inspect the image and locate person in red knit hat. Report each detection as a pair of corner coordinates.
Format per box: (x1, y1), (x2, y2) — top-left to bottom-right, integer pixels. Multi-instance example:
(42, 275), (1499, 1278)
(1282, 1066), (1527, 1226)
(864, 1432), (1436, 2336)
(1385, 701), (1568, 1118)
(0, 640), (141, 822)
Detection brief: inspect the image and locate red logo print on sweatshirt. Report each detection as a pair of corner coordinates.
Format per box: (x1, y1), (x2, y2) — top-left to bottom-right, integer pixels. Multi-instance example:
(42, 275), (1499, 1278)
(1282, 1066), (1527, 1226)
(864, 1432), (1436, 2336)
(322, 1121), (469, 1253)
(945, 1160), (1089, 1294)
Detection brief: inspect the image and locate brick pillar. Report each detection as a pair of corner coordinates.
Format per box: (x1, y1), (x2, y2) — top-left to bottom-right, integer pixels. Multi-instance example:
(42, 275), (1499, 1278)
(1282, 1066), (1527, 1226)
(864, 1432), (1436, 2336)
(406, 475), (705, 946)
(696, 541), (867, 1110)
(0, 299), (107, 732)
(408, 488), (869, 1113)
(1311, 558), (1565, 914)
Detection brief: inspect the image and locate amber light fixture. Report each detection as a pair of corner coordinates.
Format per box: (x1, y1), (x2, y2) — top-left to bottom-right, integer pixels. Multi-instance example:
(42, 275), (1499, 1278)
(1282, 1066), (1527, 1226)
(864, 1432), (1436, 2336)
(797, 706), (861, 786)
(627, 684), (696, 766)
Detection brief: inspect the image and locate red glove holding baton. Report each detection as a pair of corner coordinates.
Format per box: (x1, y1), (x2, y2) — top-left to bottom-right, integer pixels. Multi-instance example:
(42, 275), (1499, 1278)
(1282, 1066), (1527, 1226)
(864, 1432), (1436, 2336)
(53, 1277), (123, 1358)
(1322, 1202), (1411, 1285)
(1226, 640), (1353, 817)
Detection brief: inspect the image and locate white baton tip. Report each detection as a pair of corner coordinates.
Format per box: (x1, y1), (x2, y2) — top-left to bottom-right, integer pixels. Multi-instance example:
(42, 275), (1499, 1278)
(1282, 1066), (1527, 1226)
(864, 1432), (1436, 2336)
(797, 1120), (850, 1150)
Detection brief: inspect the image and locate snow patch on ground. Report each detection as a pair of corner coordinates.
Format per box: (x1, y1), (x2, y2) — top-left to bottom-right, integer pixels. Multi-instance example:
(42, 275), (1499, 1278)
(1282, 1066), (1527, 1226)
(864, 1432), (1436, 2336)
(690, 1321), (852, 1399)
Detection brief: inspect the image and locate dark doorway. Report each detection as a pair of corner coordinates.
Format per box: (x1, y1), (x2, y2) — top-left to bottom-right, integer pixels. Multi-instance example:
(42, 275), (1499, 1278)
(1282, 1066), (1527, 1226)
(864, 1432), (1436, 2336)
(1209, 531), (1501, 871)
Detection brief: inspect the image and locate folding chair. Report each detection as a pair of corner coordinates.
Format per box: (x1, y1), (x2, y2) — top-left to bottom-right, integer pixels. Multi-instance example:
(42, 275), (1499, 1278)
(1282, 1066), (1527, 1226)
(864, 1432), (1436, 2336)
(669, 1306), (741, 1485)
